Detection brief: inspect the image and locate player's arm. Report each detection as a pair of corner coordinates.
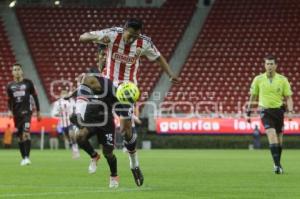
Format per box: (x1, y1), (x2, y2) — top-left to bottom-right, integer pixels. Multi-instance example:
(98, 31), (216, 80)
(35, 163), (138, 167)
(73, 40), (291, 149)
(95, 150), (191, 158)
(51, 101), (60, 117)
(143, 40), (179, 83)
(29, 81), (41, 117)
(246, 77), (259, 121)
(285, 96), (293, 112)
(79, 30), (111, 44)
(70, 85), (91, 128)
(6, 85), (13, 118)
(155, 55), (180, 83)
(64, 89), (78, 100)
(283, 78), (293, 119)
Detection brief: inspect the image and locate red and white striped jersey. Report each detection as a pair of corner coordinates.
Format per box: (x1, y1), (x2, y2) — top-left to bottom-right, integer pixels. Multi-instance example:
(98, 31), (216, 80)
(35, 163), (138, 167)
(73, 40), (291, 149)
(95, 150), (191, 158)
(51, 98), (75, 127)
(89, 27), (161, 86)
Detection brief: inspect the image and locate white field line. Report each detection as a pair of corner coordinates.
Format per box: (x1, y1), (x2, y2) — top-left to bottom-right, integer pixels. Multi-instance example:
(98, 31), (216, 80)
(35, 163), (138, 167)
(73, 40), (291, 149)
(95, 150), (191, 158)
(0, 187), (153, 198)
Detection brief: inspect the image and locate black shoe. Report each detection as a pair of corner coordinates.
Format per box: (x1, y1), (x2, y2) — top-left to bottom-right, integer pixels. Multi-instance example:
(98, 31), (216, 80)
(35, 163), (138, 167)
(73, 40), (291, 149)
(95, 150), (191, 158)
(131, 167), (144, 186)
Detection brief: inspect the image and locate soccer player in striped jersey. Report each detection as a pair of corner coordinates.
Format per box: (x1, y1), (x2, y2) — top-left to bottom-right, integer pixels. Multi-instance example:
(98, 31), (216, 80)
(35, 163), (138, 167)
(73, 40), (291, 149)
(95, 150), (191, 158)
(79, 18), (179, 86)
(51, 90), (80, 158)
(79, 18), (177, 186)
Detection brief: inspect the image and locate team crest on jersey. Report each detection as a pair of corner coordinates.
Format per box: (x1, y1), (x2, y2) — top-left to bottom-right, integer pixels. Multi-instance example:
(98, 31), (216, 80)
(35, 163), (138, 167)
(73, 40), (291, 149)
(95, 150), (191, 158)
(113, 52), (136, 64)
(277, 88), (281, 93)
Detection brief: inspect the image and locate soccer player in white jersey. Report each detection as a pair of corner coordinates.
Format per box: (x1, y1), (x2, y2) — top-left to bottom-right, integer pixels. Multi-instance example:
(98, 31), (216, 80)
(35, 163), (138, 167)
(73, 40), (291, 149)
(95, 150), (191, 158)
(79, 18), (179, 86)
(51, 90), (80, 158)
(79, 18), (178, 186)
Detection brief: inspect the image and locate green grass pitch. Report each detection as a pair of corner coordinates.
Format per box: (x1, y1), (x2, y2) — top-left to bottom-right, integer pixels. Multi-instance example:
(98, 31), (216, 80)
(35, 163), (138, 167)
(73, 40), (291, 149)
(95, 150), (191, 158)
(0, 149), (300, 199)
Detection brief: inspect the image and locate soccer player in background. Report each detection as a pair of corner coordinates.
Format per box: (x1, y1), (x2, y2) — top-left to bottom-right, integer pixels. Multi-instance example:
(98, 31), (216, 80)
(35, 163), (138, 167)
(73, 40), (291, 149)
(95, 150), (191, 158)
(79, 18), (178, 186)
(51, 89), (80, 158)
(246, 55), (293, 174)
(6, 63), (41, 166)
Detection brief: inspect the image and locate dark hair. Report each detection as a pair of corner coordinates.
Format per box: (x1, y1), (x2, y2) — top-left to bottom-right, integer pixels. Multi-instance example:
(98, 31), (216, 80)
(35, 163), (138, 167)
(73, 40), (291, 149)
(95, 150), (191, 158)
(264, 55), (277, 63)
(124, 18), (143, 31)
(12, 63), (22, 68)
(86, 67), (100, 74)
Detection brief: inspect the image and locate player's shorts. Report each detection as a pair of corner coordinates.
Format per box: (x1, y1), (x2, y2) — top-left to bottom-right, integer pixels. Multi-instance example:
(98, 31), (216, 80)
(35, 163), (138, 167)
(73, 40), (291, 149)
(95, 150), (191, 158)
(86, 118), (116, 148)
(61, 125), (73, 136)
(114, 103), (133, 119)
(13, 112), (32, 136)
(260, 107), (285, 134)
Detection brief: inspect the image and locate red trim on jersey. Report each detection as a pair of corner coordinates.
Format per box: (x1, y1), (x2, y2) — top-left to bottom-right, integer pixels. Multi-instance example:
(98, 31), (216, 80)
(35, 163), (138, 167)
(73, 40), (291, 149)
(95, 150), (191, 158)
(118, 43), (131, 81)
(129, 38), (143, 81)
(76, 96), (88, 101)
(110, 33), (122, 80)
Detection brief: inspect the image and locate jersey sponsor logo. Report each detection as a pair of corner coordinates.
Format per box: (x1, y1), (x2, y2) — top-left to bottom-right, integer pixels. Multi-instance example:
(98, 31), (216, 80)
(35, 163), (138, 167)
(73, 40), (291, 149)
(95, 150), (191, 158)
(13, 91), (25, 97)
(20, 85), (26, 90)
(112, 52), (136, 64)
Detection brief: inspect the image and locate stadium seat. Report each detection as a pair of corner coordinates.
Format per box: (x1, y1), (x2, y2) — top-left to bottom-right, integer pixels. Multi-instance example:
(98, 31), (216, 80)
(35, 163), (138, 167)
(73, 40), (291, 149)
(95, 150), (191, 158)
(16, 0), (197, 102)
(0, 19), (16, 112)
(166, 0), (300, 114)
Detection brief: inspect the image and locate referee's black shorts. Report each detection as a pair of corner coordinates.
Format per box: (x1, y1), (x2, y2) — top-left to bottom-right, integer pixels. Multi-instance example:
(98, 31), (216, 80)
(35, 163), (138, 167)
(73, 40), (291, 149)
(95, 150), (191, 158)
(13, 112), (32, 136)
(260, 107), (285, 134)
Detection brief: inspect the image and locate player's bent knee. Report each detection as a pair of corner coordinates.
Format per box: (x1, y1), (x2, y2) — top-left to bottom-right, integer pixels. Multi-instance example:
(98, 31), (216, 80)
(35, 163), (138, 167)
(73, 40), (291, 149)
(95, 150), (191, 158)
(76, 128), (88, 143)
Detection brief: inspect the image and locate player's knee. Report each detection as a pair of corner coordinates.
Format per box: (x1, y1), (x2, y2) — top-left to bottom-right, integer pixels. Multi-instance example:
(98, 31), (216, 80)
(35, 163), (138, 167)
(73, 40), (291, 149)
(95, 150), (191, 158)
(24, 132), (31, 140)
(266, 128), (278, 144)
(76, 134), (85, 144)
(120, 119), (132, 137)
(76, 128), (88, 143)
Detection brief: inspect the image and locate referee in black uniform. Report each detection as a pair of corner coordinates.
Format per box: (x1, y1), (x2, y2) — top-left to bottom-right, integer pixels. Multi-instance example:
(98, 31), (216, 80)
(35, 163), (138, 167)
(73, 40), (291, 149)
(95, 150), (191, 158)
(7, 63), (41, 166)
(246, 55), (293, 174)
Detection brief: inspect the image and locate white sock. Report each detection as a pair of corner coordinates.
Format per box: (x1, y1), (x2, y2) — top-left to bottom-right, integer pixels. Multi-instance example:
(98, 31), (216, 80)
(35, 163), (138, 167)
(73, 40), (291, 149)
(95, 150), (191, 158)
(72, 144), (79, 152)
(129, 152), (139, 169)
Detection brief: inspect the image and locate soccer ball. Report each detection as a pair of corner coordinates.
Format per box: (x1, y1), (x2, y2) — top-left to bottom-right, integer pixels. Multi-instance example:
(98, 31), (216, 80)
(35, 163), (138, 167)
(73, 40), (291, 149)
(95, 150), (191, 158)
(116, 82), (140, 104)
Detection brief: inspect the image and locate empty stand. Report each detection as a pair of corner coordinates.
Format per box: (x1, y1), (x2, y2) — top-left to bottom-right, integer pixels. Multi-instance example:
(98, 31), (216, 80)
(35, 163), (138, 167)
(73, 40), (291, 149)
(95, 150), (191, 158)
(0, 19), (16, 112)
(16, 0), (197, 102)
(166, 0), (300, 114)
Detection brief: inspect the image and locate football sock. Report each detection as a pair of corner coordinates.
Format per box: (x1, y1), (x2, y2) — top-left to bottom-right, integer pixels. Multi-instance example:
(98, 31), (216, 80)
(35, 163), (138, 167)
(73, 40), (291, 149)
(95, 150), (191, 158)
(24, 140), (31, 158)
(129, 152), (139, 169)
(105, 154), (117, 177)
(278, 145), (282, 162)
(124, 133), (139, 169)
(124, 132), (137, 152)
(18, 142), (26, 159)
(270, 143), (281, 167)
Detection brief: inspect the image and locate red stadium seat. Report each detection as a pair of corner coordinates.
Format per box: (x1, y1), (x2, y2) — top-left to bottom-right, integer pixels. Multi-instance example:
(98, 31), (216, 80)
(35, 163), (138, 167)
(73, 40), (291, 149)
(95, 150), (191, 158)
(166, 0), (300, 114)
(16, 0), (197, 102)
(0, 19), (16, 112)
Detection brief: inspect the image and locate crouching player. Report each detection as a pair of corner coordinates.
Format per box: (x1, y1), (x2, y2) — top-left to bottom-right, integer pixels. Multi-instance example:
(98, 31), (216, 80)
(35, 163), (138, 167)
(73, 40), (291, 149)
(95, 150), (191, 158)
(70, 68), (143, 187)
